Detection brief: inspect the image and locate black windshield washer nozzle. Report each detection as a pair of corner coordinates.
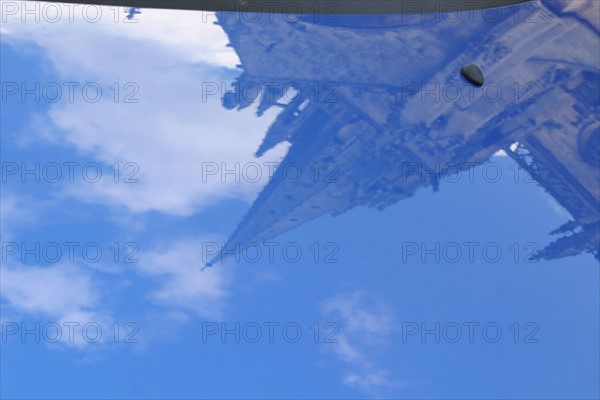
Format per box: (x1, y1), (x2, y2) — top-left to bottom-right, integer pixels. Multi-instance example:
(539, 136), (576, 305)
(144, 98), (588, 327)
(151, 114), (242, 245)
(461, 64), (485, 87)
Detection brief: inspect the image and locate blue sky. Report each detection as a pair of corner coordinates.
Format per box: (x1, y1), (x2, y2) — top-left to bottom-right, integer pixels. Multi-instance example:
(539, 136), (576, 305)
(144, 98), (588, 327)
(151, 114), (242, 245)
(1, 4), (599, 399)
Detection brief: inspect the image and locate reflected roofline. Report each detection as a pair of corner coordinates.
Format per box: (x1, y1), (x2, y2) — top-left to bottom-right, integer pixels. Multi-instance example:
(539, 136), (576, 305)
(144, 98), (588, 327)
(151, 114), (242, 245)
(25, 0), (532, 15)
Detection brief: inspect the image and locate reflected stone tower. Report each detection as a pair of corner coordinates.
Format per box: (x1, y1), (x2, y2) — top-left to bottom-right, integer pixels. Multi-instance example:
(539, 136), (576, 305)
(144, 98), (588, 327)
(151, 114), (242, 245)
(211, 0), (600, 264)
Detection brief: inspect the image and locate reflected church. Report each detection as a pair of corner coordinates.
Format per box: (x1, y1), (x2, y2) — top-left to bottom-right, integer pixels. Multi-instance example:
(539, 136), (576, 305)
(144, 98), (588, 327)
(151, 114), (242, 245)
(211, 0), (599, 263)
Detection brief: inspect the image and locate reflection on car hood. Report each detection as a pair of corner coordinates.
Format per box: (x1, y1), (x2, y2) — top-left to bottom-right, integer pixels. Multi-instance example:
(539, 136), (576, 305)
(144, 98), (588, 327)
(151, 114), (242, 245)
(208, 0), (600, 265)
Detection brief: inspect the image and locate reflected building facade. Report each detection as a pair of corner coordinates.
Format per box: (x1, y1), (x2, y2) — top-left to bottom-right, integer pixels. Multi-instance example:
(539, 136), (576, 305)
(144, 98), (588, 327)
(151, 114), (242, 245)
(212, 0), (600, 263)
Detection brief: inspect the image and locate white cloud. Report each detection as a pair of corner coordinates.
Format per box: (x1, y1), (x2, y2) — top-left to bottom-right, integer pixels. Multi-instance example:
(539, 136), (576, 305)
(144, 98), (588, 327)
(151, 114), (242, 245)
(0, 192), (36, 241)
(0, 2), (282, 352)
(1, 3), (238, 67)
(330, 334), (363, 364)
(2, 3), (288, 216)
(322, 290), (394, 337)
(2, 264), (97, 314)
(0, 263), (112, 348)
(322, 291), (406, 396)
(136, 237), (230, 319)
(343, 371), (409, 393)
